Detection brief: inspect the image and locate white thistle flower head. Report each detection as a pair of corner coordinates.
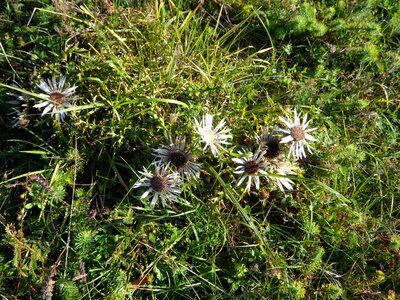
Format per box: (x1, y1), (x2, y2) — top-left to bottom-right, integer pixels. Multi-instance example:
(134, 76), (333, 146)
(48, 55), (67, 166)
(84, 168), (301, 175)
(256, 127), (281, 160)
(278, 108), (317, 159)
(268, 159), (298, 192)
(33, 76), (78, 122)
(233, 150), (269, 193)
(6, 83), (32, 106)
(152, 136), (201, 180)
(133, 164), (182, 208)
(7, 83), (33, 127)
(8, 111), (30, 127)
(195, 113), (232, 157)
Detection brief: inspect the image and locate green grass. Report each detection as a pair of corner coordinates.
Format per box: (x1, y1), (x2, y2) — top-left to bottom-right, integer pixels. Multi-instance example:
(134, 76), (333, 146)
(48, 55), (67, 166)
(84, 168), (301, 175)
(1, 0), (400, 299)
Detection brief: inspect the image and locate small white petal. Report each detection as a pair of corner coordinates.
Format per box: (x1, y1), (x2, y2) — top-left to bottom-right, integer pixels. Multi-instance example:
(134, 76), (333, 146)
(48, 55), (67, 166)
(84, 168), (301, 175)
(254, 176), (260, 190)
(300, 145), (306, 159)
(51, 78), (57, 90)
(58, 112), (67, 122)
(59, 76), (66, 90)
(277, 128), (291, 134)
(279, 116), (294, 129)
(288, 143), (295, 159)
(280, 135), (294, 144)
(303, 118), (312, 129)
(42, 104), (54, 116)
(245, 177), (252, 191)
(151, 193), (159, 207)
(294, 109), (301, 125)
(64, 86), (78, 96)
(33, 101), (50, 108)
(232, 158), (244, 164)
(305, 127), (317, 133)
(237, 176), (246, 187)
(305, 133), (317, 141)
(140, 188), (151, 199)
(37, 81), (51, 94)
(280, 178), (294, 190)
(302, 113), (309, 126)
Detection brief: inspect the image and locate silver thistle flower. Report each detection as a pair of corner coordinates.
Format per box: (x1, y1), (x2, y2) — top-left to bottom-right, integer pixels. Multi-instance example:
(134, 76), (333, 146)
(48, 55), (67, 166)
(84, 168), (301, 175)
(256, 127), (281, 160)
(278, 109), (317, 159)
(195, 113), (232, 157)
(133, 164), (182, 207)
(233, 150), (269, 192)
(7, 83), (33, 127)
(153, 136), (200, 180)
(268, 159), (298, 192)
(33, 76), (78, 122)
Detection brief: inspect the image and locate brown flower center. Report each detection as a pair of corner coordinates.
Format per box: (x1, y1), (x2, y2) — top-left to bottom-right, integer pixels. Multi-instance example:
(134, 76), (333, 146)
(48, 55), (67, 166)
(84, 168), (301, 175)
(168, 150), (190, 169)
(244, 160), (260, 174)
(291, 126), (305, 141)
(50, 92), (66, 105)
(150, 175), (167, 193)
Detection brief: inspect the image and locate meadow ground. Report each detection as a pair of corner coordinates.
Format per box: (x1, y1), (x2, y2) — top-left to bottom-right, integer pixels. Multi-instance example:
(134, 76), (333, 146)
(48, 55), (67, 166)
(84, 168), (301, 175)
(0, 0), (399, 299)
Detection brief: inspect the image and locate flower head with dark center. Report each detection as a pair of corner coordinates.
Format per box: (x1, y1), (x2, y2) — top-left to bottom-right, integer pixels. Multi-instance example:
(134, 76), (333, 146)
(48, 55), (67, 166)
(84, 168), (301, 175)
(7, 83), (34, 127)
(233, 150), (269, 192)
(153, 137), (200, 180)
(278, 108), (317, 159)
(257, 129), (281, 160)
(195, 113), (232, 157)
(133, 164), (182, 207)
(9, 111), (30, 127)
(33, 76), (78, 122)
